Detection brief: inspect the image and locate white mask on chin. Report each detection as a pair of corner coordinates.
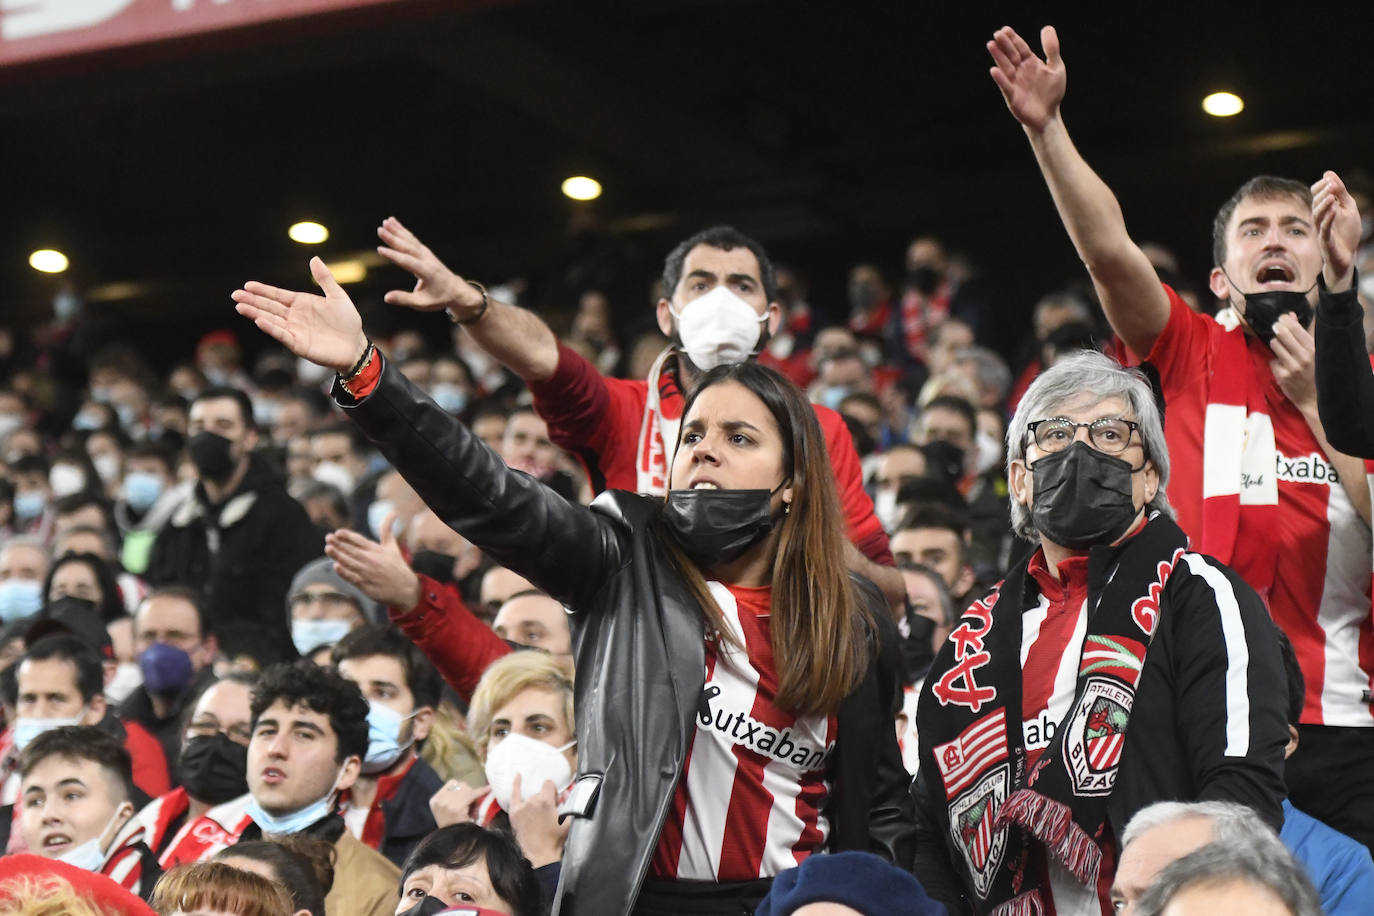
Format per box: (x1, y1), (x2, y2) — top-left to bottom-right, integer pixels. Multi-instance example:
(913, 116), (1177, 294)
(670, 286), (768, 371)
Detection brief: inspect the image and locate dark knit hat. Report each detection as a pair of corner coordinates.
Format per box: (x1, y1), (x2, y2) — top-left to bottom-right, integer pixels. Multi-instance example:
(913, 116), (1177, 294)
(754, 851), (942, 916)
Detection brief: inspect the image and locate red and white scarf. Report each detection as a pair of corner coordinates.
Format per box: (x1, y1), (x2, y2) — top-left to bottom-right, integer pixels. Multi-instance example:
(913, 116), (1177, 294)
(1197, 313), (1279, 600)
(634, 347), (685, 496)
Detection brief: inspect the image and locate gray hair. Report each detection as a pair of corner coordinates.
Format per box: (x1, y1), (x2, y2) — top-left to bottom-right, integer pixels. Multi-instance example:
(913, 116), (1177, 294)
(1006, 351), (1172, 541)
(951, 346), (1012, 405)
(1120, 800), (1272, 851)
(1134, 840), (1321, 916)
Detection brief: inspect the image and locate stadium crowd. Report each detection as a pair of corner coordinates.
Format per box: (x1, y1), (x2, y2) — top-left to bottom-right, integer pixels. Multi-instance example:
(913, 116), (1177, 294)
(2, 22), (1374, 916)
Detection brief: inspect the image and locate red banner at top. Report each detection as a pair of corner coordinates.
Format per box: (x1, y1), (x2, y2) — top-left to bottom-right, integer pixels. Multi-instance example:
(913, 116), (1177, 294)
(0, 0), (403, 66)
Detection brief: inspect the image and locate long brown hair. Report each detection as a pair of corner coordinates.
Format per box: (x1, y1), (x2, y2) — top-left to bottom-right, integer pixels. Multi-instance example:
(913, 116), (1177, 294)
(661, 361), (870, 717)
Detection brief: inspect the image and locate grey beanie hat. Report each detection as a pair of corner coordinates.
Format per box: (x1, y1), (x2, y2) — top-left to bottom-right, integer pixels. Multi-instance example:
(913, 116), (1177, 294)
(286, 556), (383, 625)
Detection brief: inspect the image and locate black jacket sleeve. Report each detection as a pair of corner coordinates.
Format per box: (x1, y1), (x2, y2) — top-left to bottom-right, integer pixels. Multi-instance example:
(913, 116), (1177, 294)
(910, 771), (970, 916)
(1169, 556), (1289, 831)
(1315, 271), (1374, 458)
(336, 359), (628, 609)
(861, 582), (920, 868)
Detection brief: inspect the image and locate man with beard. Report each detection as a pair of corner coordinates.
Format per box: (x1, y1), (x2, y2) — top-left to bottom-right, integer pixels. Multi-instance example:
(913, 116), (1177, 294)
(371, 219), (902, 605)
(145, 387), (320, 651)
(133, 674), (254, 868)
(989, 24), (1374, 850)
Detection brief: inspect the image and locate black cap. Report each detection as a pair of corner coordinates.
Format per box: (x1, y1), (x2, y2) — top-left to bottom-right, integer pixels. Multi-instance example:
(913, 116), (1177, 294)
(26, 597), (114, 660)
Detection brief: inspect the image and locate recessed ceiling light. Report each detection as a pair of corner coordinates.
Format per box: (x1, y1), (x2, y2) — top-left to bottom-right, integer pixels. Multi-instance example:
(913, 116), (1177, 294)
(561, 176), (602, 201)
(29, 249), (69, 273)
(1202, 92), (1244, 117)
(288, 221), (329, 244)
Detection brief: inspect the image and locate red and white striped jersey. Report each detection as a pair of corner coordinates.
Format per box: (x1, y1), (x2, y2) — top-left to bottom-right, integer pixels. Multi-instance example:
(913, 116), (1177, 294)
(1020, 553), (1091, 770)
(651, 582), (836, 882)
(1148, 289), (1374, 726)
(100, 817), (155, 897)
(135, 791), (252, 867)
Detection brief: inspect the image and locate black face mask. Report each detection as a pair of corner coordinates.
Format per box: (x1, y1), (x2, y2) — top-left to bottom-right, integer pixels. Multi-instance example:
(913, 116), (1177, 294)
(177, 733), (249, 805)
(398, 896), (457, 916)
(661, 485), (785, 568)
(923, 440), (966, 484)
(899, 611), (937, 685)
(906, 265), (942, 296)
(1239, 289), (1315, 344)
(1222, 269), (1316, 344)
(1029, 441), (1143, 549)
(411, 550), (458, 584)
(187, 431), (238, 483)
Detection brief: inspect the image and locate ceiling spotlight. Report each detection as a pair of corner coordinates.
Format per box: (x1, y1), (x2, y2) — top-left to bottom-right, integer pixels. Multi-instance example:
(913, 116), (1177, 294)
(29, 249), (69, 273)
(561, 176), (602, 201)
(329, 260), (367, 284)
(1202, 92), (1244, 117)
(288, 221), (329, 244)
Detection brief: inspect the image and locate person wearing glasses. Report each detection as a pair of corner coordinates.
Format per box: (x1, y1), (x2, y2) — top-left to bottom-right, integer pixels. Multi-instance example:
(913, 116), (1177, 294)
(912, 351), (1289, 916)
(284, 557), (382, 664)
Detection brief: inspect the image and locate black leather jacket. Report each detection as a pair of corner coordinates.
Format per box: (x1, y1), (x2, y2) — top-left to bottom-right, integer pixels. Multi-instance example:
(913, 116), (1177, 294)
(339, 362), (916, 915)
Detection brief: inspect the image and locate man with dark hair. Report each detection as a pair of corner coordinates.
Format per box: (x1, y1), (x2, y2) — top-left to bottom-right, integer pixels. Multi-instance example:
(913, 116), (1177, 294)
(369, 217), (903, 607)
(172, 662), (398, 910)
(991, 24), (1374, 848)
(3, 634), (168, 834)
(330, 623), (443, 866)
(120, 587), (219, 770)
(145, 385), (320, 651)
(891, 504), (978, 611)
(18, 725), (160, 898)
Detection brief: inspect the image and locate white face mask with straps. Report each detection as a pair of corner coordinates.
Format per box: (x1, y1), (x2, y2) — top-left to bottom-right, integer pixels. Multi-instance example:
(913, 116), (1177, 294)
(670, 286), (768, 371)
(483, 733), (576, 812)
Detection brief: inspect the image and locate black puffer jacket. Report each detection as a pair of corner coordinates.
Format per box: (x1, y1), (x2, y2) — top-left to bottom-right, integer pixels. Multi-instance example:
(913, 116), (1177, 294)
(337, 361), (916, 916)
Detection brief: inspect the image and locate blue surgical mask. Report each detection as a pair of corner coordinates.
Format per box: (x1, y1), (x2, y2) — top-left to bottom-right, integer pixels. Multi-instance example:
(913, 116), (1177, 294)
(0, 579), (43, 623)
(56, 804), (130, 872)
(430, 383), (469, 415)
(291, 618), (354, 657)
(122, 471), (164, 512)
(13, 490), (46, 521)
(13, 713), (87, 751)
(245, 768), (343, 836)
(362, 701), (416, 774)
(72, 412), (104, 432)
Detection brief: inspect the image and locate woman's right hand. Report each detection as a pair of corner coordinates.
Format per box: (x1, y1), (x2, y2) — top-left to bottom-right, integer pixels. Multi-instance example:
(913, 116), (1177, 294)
(233, 256), (369, 372)
(429, 780), (484, 828)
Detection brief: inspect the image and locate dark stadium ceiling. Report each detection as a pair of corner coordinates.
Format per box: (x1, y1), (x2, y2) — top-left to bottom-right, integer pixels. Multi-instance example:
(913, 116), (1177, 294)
(4, 0), (1373, 362)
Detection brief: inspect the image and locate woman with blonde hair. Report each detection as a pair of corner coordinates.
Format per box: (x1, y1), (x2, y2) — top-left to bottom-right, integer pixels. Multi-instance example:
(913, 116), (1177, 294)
(234, 259), (914, 915)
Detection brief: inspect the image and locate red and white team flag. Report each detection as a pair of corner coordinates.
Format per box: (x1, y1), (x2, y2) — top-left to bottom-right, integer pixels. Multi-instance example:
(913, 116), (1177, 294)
(934, 708), (1008, 797)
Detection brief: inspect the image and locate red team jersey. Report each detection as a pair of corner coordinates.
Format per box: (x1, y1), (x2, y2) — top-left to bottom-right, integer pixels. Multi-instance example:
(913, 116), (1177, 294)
(652, 583), (836, 882)
(1147, 288), (1373, 725)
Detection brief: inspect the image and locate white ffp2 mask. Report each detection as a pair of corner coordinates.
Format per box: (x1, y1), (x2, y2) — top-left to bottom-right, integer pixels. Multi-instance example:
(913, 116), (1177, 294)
(670, 286), (768, 371)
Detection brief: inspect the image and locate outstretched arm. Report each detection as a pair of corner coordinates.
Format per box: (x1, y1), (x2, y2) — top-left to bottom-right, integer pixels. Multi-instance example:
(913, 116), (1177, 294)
(233, 261), (626, 607)
(377, 217), (560, 382)
(989, 25), (1169, 357)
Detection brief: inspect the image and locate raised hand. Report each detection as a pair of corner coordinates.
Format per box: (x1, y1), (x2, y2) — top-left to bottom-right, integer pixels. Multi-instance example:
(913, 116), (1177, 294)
(1311, 170), (1361, 290)
(507, 774), (570, 868)
(376, 216), (485, 315)
(1270, 313), (1318, 414)
(232, 257), (369, 372)
(988, 25), (1066, 134)
(429, 779), (483, 828)
(325, 515), (422, 611)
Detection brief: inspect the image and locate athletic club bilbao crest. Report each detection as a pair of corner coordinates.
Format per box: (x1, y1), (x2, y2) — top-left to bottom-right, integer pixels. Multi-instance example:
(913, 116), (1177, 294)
(1065, 677), (1134, 796)
(948, 764), (1009, 897)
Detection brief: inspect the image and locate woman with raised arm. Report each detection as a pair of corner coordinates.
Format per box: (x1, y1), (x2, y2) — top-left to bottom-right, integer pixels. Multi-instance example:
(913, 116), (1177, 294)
(233, 258), (915, 916)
